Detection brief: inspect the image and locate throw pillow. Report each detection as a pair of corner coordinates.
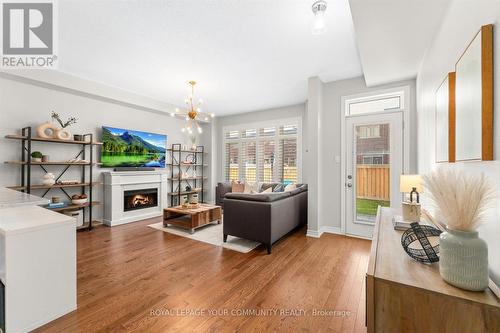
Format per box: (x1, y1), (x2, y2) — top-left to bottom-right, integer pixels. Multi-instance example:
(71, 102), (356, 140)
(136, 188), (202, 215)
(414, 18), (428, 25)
(284, 183), (297, 192)
(244, 181), (259, 194)
(273, 184), (284, 192)
(261, 187), (273, 193)
(231, 181), (244, 193)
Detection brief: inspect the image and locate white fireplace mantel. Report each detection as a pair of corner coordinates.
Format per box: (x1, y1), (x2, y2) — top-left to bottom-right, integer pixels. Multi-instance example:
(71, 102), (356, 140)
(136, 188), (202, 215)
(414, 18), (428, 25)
(103, 171), (168, 226)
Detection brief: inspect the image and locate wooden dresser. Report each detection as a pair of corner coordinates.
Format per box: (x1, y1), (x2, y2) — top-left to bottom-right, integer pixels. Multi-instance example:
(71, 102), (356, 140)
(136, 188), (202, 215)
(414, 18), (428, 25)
(367, 207), (500, 333)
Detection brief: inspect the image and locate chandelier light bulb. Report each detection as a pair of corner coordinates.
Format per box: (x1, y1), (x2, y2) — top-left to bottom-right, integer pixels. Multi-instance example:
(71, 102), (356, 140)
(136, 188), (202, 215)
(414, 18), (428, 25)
(204, 117), (208, 121)
(210, 113), (215, 118)
(181, 128), (185, 132)
(311, 1), (327, 35)
(170, 113), (175, 117)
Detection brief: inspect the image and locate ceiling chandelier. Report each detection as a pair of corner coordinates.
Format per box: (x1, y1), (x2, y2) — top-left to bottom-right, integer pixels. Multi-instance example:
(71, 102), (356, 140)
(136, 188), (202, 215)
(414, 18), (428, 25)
(172, 81), (214, 134)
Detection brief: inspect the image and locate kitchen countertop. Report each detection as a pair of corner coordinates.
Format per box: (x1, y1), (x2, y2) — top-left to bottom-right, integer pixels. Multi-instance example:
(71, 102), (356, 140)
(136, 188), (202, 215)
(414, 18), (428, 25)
(0, 187), (49, 208)
(0, 205), (74, 235)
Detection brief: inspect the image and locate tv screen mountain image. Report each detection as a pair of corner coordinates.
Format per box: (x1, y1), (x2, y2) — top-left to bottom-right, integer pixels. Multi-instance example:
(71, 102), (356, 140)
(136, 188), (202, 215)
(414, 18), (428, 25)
(101, 126), (167, 168)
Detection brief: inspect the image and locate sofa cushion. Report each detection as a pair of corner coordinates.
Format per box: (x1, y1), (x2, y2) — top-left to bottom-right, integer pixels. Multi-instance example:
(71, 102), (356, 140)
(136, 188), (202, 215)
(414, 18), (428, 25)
(260, 182), (280, 192)
(231, 181), (244, 193)
(273, 184), (284, 192)
(244, 181), (259, 194)
(284, 183), (297, 192)
(225, 191), (292, 202)
(261, 187), (273, 193)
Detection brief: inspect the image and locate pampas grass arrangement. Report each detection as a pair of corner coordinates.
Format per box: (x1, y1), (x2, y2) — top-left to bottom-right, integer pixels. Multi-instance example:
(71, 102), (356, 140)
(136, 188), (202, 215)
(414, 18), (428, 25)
(423, 169), (496, 232)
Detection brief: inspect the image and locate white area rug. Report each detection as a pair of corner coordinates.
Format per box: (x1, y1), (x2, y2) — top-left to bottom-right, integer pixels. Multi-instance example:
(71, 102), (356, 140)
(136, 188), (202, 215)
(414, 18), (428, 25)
(148, 222), (260, 253)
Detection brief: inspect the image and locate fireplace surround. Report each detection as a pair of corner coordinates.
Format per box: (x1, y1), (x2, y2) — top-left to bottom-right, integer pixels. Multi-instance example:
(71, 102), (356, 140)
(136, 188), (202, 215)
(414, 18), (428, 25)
(103, 171), (168, 226)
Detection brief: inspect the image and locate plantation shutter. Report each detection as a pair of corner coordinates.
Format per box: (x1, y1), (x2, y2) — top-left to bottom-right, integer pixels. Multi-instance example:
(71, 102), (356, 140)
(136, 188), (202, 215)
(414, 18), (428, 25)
(241, 141), (256, 181)
(278, 125), (298, 184)
(224, 122), (299, 183)
(225, 129), (240, 181)
(257, 126), (276, 182)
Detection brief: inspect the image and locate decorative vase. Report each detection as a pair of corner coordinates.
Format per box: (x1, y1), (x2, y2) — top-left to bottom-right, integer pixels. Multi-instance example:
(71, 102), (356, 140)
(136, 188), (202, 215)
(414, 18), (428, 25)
(36, 122), (58, 138)
(42, 173), (56, 186)
(55, 128), (72, 140)
(439, 228), (489, 291)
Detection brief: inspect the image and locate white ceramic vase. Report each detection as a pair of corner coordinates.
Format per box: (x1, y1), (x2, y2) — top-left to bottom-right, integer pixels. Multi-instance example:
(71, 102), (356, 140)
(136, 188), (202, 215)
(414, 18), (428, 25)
(42, 173), (56, 186)
(439, 228), (489, 291)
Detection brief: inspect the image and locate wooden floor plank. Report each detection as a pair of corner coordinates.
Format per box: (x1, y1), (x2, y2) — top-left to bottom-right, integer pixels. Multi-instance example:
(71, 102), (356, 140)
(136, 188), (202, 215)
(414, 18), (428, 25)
(34, 217), (370, 333)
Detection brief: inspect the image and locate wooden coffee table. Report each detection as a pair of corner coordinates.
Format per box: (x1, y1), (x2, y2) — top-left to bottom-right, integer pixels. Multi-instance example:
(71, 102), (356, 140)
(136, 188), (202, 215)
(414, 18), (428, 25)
(163, 204), (222, 234)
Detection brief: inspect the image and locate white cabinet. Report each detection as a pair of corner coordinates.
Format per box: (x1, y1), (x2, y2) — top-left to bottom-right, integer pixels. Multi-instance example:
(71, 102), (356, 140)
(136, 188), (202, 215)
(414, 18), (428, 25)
(0, 206), (76, 333)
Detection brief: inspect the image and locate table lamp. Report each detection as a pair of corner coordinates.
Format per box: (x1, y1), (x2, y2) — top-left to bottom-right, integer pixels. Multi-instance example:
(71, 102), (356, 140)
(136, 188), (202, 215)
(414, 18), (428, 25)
(400, 174), (423, 222)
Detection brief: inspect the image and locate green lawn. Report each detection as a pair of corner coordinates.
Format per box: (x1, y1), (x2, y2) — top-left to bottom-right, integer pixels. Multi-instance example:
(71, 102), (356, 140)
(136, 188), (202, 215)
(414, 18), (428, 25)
(356, 198), (390, 216)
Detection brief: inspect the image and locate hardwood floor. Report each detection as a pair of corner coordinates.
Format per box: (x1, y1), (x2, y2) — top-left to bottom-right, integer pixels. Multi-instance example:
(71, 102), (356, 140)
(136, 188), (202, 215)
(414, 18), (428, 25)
(35, 217), (371, 333)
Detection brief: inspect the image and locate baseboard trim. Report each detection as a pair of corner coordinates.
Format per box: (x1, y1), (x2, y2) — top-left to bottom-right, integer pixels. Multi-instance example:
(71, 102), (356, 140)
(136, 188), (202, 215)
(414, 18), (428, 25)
(320, 226), (343, 235)
(345, 233), (372, 240)
(306, 226), (343, 238)
(306, 229), (322, 238)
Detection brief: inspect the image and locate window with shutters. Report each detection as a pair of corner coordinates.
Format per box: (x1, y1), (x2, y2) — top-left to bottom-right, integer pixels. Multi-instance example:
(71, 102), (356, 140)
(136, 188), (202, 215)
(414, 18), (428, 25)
(225, 142), (239, 181)
(223, 119), (301, 183)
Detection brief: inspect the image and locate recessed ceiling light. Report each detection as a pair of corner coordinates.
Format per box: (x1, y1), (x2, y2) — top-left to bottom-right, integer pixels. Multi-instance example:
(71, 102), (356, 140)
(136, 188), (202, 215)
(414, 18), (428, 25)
(311, 1), (327, 35)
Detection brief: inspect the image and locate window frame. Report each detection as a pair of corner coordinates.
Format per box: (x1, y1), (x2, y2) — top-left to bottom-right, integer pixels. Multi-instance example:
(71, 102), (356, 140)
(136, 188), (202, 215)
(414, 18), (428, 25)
(345, 90), (405, 117)
(222, 117), (302, 183)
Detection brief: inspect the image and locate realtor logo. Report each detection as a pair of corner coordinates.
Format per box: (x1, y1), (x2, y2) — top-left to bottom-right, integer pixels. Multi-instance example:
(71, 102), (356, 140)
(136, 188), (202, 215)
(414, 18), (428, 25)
(1, 0), (57, 68)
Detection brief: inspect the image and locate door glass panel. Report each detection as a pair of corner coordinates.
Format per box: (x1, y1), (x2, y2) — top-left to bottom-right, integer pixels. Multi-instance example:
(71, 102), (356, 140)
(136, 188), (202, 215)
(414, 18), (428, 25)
(354, 123), (391, 223)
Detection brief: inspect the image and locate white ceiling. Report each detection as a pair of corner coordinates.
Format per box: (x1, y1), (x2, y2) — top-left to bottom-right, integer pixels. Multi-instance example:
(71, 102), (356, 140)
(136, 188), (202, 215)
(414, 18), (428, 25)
(58, 0), (362, 116)
(349, 0), (451, 87)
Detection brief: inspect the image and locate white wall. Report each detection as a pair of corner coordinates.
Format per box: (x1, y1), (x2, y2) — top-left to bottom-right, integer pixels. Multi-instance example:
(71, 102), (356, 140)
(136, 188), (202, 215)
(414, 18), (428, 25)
(416, 0), (500, 286)
(0, 73), (210, 221)
(318, 77), (417, 232)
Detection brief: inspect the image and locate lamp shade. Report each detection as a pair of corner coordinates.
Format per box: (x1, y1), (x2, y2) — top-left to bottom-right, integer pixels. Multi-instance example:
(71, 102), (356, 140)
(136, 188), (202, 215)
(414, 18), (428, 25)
(400, 174), (423, 193)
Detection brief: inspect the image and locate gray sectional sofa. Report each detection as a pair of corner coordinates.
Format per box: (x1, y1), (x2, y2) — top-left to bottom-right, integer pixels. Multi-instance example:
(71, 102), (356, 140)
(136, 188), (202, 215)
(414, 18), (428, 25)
(217, 182), (308, 254)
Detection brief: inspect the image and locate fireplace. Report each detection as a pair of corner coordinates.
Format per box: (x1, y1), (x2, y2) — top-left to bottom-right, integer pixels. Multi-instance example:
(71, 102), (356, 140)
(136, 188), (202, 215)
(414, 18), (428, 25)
(123, 188), (158, 212)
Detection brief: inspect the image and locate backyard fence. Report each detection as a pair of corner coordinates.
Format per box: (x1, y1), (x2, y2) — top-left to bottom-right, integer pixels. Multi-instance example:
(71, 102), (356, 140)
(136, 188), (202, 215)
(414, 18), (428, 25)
(356, 165), (390, 201)
(228, 164), (297, 184)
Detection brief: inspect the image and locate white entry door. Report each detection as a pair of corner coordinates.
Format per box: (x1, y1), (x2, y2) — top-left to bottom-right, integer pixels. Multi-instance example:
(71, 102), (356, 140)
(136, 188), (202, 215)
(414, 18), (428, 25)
(345, 112), (403, 238)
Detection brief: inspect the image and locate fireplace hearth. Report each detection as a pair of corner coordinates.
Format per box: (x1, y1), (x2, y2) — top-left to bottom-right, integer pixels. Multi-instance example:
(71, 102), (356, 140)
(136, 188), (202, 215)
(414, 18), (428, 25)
(124, 188), (158, 212)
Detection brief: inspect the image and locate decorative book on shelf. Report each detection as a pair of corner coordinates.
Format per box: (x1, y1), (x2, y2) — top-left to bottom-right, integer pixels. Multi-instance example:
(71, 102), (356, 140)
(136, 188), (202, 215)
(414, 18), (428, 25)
(3, 126), (102, 231)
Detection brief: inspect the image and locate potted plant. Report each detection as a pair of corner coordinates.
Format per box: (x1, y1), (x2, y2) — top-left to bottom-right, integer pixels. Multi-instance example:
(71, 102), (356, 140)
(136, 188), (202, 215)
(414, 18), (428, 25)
(31, 151), (43, 162)
(51, 111), (77, 140)
(424, 169), (495, 291)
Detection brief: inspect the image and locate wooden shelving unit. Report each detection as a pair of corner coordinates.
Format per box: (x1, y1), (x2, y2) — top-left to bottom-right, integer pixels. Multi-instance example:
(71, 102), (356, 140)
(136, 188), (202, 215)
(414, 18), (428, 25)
(167, 189), (203, 196)
(48, 201), (101, 212)
(168, 144), (207, 206)
(4, 127), (102, 231)
(5, 134), (102, 145)
(4, 161), (97, 166)
(7, 181), (102, 191)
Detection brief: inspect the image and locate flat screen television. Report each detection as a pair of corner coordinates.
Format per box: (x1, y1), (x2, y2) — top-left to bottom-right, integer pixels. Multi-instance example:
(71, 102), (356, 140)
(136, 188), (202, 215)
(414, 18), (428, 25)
(101, 126), (167, 168)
